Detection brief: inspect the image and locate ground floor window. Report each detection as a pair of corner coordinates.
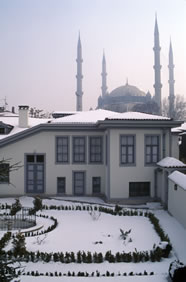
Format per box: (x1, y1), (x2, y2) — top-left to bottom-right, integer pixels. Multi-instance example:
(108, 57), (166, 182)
(92, 177), (101, 194)
(73, 171), (85, 195)
(57, 177), (66, 194)
(0, 163), (9, 183)
(129, 182), (150, 197)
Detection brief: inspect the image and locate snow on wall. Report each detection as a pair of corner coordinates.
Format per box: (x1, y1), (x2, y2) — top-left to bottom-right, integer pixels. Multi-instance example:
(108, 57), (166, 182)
(168, 171), (186, 190)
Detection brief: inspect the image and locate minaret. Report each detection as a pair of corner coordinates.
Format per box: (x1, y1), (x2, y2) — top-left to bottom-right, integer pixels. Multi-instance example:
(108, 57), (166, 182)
(153, 15), (162, 115)
(168, 40), (175, 119)
(101, 51), (108, 97)
(76, 33), (83, 111)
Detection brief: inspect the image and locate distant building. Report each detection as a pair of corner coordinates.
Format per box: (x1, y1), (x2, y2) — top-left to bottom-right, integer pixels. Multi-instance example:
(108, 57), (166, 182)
(97, 81), (157, 113)
(95, 16), (176, 116)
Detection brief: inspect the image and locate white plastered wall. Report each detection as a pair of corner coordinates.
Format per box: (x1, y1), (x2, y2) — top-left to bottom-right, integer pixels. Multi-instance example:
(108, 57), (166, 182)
(171, 133), (180, 159)
(168, 179), (186, 229)
(0, 131), (105, 196)
(0, 126), (172, 200)
(108, 128), (170, 199)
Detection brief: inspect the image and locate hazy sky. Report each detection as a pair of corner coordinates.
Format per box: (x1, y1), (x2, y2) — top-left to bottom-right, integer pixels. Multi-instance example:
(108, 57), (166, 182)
(0, 0), (185, 113)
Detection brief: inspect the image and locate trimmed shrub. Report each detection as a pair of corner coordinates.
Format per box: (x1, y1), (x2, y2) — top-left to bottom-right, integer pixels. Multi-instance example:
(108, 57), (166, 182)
(114, 204), (122, 213)
(10, 199), (22, 215)
(12, 232), (27, 257)
(77, 251), (82, 263)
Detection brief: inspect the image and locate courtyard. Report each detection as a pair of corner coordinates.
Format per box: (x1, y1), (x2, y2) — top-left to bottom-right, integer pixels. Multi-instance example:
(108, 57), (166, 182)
(0, 196), (186, 281)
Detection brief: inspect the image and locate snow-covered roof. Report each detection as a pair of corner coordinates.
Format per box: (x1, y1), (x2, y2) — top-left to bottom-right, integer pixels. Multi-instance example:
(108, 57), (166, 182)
(0, 109), (182, 144)
(51, 109), (171, 124)
(0, 111), (18, 117)
(106, 111), (170, 121)
(0, 116), (50, 140)
(52, 111), (77, 114)
(168, 171), (186, 190)
(157, 157), (186, 168)
(172, 122), (186, 133)
(51, 109), (114, 124)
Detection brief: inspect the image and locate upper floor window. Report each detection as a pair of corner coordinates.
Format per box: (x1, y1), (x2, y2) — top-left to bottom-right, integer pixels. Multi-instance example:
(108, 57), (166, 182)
(56, 137), (69, 163)
(89, 136), (103, 163)
(0, 128), (5, 134)
(0, 163), (9, 183)
(73, 137), (86, 163)
(145, 135), (160, 165)
(0, 123), (13, 135)
(120, 135), (135, 165)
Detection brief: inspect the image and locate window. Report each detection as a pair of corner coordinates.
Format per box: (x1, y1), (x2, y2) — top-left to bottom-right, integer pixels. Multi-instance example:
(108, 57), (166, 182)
(56, 137), (69, 163)
(36, 155), (44, 163)
(120, 135), (135, 165)
(73, 171), (85, 195)
(129, 182), (150, 197)
(0, 125), (13, 135)
(26, 154), (45, 193)
(27, 155), (44, 163)
(145, 135), (160, 165)
(73, 137), (86, 163)
(0, 128), (5, 134)
(92, 177), (101, 194)
(89, 137), (103, 163)
(0, 163), (9, 183)
(57, 177), (66, 194)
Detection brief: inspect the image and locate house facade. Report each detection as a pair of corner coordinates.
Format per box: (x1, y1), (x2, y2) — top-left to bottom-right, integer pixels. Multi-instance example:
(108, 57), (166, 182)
(0, 107), (183, 203)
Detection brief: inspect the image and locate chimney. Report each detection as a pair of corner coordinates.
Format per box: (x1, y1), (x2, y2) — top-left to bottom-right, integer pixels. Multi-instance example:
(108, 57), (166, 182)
(19, 105), (29, 128)
(12, 106), (15, 114)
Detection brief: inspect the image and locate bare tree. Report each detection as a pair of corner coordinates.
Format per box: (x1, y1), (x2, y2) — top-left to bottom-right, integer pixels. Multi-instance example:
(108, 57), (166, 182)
(29, 107), (52, 118)
(162, 95), (186, 120)
(0, 159), (22, 184)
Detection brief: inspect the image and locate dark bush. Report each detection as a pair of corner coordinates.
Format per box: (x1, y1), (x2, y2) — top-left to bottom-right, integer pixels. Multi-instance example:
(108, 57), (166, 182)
(169, 260), (186, 282)
(114, 204), (122, 213)
(10, 199), (22, 215)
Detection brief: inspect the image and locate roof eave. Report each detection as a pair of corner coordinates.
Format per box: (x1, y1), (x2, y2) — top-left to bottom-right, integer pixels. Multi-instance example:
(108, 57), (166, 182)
(97, 119), (183, 129)
(0, 123), (99, 148)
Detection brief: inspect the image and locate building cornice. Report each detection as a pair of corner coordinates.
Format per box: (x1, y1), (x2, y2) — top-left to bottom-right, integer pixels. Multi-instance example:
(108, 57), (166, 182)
(0, 119), (183, 148)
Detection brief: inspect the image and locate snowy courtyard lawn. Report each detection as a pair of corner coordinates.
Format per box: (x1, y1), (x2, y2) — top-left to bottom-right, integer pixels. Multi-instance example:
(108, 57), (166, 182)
(24, 210), (160, 254)
(1, 196), (186, 281)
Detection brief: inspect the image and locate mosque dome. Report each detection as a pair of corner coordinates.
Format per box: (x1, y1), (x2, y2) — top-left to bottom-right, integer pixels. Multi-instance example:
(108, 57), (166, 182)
(109, 82), (146, 97)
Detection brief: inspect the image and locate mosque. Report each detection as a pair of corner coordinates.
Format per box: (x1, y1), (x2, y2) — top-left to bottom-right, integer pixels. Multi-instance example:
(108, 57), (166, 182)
(75, 17), (175, 118)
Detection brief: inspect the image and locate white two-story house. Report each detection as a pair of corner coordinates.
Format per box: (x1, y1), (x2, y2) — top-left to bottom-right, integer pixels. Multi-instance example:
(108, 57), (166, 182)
(0, 106), (183, 204)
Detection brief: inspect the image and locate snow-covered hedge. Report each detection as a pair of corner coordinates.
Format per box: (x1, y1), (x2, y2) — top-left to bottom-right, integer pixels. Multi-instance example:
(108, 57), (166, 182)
(169, 260), (186, 282)
(24, 214), (58, 237)
(18, 269), (155, 277)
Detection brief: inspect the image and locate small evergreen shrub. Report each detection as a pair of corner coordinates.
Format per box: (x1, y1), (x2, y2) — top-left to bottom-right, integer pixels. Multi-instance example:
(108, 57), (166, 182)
(114, 204), (122, 213)
(12, 232), (27, 257)
(10, 199), (22, 215)
(29, 196), (42, 215)
(77, 251), (82, 263)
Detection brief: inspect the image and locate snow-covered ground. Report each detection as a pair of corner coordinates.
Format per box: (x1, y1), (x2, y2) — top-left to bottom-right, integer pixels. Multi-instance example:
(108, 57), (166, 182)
(1, 196), (186, 282)
(22, 211), (160, 254)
